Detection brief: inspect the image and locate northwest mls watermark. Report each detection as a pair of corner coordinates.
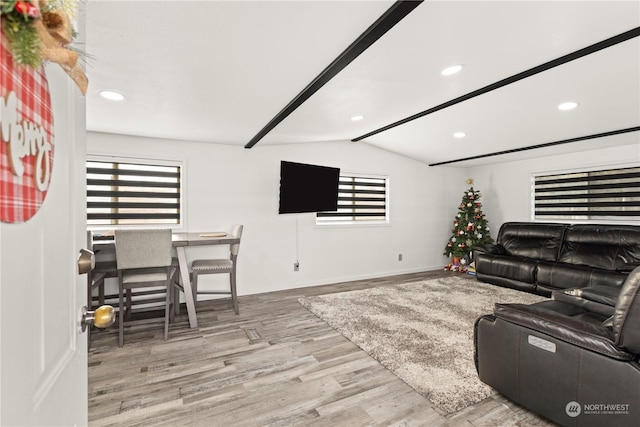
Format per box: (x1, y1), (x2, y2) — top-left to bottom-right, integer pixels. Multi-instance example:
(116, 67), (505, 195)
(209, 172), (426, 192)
(566, 401), (631, 417)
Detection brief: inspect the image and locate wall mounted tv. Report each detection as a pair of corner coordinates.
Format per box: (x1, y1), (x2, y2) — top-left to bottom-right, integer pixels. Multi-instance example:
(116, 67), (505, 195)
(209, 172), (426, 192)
(278, 161), (340, 214)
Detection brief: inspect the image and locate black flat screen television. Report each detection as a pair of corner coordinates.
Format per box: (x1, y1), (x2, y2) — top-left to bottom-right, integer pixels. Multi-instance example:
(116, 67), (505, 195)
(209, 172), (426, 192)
(278, 161), (340, 214)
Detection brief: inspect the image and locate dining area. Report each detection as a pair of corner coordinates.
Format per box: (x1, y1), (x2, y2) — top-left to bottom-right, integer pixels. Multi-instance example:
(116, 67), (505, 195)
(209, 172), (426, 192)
(87, 225), (244, 347)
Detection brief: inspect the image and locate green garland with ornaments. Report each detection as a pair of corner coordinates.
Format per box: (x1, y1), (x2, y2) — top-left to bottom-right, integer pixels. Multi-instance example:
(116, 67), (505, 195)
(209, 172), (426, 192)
(1, 0), (41, 66)
(0, 0), (88, 93)
(1, 0), (79, 67)
(444, 178), (493, 272)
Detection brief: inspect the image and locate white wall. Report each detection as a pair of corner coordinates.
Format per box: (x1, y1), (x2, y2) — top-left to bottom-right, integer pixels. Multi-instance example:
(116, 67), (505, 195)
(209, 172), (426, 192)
(468, 144), (640, 231)
(88, 132), (467, 295)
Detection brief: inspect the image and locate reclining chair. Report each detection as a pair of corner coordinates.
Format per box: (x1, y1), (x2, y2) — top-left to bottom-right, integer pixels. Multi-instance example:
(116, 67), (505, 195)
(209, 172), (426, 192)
(474, 266), (640, 426)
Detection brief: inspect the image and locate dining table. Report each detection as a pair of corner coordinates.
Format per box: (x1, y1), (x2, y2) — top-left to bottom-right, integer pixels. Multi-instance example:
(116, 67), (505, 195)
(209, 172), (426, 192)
(92, 231), (241, 329)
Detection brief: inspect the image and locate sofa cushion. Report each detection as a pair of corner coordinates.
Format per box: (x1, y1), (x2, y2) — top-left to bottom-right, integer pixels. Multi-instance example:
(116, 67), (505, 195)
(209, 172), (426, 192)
(475, 254), (538, 284)
(576, 285), (621, 307)
(536, 261), (627, 291)
(497, 222), (568, 261)
(559, 224), (640, 270)
(552, 288), (616, 316)
(476, 273), (538, 294)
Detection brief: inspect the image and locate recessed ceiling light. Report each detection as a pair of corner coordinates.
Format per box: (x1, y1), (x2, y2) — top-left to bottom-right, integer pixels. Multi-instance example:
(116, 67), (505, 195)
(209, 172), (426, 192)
(453, 132), (466, 138)
(99, 90), (125, 101)
(351, 115), (364, 121)
(441, 64), (463, 76)
(558, 101), (578, 111)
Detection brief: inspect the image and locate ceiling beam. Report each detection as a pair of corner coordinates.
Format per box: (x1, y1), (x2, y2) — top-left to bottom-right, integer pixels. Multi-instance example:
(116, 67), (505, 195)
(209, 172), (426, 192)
(244, 0), (424, 149)
(353, 26), (640, 142)
(428, 126), (640, 167)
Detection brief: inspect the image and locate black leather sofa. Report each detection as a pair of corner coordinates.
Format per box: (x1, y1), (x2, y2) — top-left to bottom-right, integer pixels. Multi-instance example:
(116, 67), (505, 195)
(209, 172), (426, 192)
(474, 222), (640, 315)
(474, 266), (640, 427)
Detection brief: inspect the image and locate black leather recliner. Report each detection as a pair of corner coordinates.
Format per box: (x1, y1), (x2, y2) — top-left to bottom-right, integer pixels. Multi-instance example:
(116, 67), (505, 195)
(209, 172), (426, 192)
(474, 266), (640, 426)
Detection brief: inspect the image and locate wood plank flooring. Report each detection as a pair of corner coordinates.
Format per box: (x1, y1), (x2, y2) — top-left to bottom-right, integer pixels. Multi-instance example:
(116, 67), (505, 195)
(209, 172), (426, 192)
(88, 271), (556, 426)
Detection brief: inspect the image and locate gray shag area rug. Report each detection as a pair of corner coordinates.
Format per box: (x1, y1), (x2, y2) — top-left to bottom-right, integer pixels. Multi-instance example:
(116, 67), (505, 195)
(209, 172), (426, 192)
(298, 276), (546, 413)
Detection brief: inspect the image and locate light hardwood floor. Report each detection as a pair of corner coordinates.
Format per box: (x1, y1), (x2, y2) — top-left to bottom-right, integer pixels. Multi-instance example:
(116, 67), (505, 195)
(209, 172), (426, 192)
(88, 271), (556, 426)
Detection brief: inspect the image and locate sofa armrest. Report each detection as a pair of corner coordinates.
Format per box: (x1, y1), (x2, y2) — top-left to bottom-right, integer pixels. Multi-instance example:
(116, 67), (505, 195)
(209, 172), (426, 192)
(493, 302), (634, 361)
(474, 244), (505, 256)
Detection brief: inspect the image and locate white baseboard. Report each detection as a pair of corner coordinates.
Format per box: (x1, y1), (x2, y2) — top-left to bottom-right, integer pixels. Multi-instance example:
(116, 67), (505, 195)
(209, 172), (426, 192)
(242, 264), (446, 296)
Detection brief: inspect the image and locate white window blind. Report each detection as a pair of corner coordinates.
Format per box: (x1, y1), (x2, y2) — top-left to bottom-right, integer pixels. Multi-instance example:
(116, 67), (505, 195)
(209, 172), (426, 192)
(533, 166), (640, 220)
(316, 174), (388, 224)
(87, 159), (182, 226)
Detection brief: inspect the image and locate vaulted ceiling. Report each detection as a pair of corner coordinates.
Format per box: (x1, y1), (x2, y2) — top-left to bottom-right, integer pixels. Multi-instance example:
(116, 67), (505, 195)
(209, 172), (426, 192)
(85, 1), (640, 167)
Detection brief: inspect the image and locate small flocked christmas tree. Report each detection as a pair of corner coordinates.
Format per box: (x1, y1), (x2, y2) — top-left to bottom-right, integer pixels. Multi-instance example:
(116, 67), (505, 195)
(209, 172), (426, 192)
(444, 178), (493, 272)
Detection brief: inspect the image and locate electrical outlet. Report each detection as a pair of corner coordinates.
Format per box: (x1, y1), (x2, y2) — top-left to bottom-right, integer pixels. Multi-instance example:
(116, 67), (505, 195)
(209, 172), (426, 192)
(294, 262), (300, 272)
(398, 253), (403, 261)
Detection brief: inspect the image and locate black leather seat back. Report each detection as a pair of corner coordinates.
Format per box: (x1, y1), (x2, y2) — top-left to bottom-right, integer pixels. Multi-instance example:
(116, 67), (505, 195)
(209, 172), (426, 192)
(497, 222), (568, 261)
(558, 225), (640, 271)
(613, 266), (640, 354)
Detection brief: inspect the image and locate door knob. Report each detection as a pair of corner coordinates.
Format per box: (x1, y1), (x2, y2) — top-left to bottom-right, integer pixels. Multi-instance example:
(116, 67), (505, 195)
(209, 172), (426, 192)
(80, 305), (115, 332)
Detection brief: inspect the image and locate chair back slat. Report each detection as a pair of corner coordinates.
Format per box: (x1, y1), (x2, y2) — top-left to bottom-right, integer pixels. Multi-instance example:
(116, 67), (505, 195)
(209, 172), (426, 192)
(115, 229), (172, 270)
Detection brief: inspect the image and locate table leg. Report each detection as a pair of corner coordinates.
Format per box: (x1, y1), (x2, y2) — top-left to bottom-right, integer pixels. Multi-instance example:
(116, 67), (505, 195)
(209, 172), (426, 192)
(176, 246), (198, 328)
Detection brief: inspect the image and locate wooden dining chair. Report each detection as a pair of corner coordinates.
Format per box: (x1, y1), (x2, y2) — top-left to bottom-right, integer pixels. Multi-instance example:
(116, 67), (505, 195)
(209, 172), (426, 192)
(87, 231), (118, 307)
(180, 224), (243, 315)
(87, 231), (118, 344)
(115, 229), (176, 347)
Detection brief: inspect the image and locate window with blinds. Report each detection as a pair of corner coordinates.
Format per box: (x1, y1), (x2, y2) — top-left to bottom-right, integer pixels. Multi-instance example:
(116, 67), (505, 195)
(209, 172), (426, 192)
(87, 159), (182, 226)
(533, 166), (640, 220)
(316, 174), (388, 224)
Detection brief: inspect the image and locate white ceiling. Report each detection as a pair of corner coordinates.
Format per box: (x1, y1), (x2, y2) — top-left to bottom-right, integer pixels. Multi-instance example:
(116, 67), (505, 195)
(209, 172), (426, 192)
(85, 1), (640, 167)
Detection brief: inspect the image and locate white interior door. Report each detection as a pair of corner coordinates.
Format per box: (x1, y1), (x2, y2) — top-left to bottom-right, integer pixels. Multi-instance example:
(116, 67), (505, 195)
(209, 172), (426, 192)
(0, 57), (88, 425)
